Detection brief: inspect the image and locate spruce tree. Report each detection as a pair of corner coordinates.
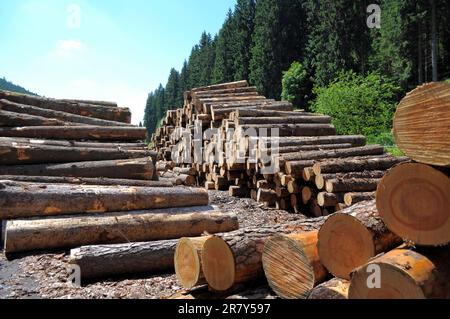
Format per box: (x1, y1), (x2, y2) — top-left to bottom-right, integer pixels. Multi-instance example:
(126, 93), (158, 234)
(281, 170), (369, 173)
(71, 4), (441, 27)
(233, 0), (256, 81)
(213, 10), (237, 84)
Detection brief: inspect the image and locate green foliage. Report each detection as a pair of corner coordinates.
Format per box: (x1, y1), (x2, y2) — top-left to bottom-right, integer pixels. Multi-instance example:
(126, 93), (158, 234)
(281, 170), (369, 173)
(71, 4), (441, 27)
(0, 77), (38, 95)
(281, 61), (312, 109)
(165, 68), (181, 110)
(311, 71), (401, 137)
(213, 10), (237, 84)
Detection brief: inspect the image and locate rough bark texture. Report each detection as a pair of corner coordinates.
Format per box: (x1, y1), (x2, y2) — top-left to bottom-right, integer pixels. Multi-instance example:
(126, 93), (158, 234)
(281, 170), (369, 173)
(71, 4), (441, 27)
(325, 178), (381, 193)
(4, 206), (238, 253)
(235, 116), (331, 126)
(0, 137), (146, 149)
(314, 156), (410, 175)
(0, 110), (73, 127)
(308, 278), (350, 299)
(0, 182), (208, 219)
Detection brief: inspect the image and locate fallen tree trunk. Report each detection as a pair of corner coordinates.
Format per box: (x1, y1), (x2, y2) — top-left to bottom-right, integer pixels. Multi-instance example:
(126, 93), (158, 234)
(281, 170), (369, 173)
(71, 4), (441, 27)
(200, 218), (327, 292)
(0, 126), (147, 141)
(376, 163), (450, 246)
(0, 90), (131, 123)
(325, 178), (381, 193)
(318, 200), (402, 280)
(4, 206), (239, 253)
(313, 156), (410, 175)
(69, 239), (178, 280)
(0, 158), (154, 180)
(0, 175), (172, 187)
(393, 82), (450, 167)
(308, 278), (350, 299)
(0, 99), (132, 127)
(0, 182), (208, 219)
(262, 231), (329, 299)
(349, 247), (450, 299)
(0, 110), (73, 127)
(0, 143), (154, 165)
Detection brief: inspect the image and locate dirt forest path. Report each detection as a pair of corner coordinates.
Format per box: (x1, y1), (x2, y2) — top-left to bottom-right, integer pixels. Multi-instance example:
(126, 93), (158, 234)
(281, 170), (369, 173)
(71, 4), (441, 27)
(0, 190), (303, 299)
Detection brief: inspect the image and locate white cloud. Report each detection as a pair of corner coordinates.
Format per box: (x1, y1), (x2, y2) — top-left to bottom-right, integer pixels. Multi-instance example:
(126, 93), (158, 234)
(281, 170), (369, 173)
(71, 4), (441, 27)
(51, 40), (85, 59)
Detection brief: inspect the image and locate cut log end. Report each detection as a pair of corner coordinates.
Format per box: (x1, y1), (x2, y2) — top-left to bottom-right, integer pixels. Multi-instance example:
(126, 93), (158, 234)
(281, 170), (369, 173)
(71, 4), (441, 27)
(262, 235), (315, 299)
(175, 237), (207, 289)
(318, 213), (375, 280)
(376, 163), (450, 246)
(202, 236), (235, 292)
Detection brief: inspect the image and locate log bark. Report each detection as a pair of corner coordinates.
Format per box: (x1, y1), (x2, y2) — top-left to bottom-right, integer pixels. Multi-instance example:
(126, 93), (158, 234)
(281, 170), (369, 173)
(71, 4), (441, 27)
(0, 175), (172, 188)
(0, 143), (154, 165)
(308, 278), (350, 299)
(315, 171), (386, 190)
(0, 91), (131, 123)
(318, 200), (402, 280)
(313, 156), (410, 175)
(235, 116), (331, 126)
(317, 192), (345, 207)
(0, 99), (132, 127)
(201, 218), (327, 291)
(393, 82), (450, 167)
(175, 236), (212, 289)
(262, 231), (329, 299)
(285, 160), (316, 178)
(69, 240), (178, 280)
(0, 158), (154, 180)
(325, 178), (381, 193)
(0, 126), (147, 141)
(376, 163), (450, 246)
(349, 247), (450, 299)
(344, 192), (376, 206)
(237, 124), (336, 137)
(259, 144), (353, 156)
(235, 109), (314, 118)
(0, 110), (73, 127)
(259, 135), (366, 148)
(0, 182), (208, 219)
(4, 206), (239, 253)
(211, 103), (293, 120)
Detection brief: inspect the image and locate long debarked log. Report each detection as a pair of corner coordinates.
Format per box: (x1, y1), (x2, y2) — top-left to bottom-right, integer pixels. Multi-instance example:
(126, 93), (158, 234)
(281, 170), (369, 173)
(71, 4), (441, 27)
(0, 126), (147, 141)
(262, 231), (329, 299)
(0, 144), (155, 165)
(200, 219), (327, 291)
(308, 278), (350, 299)
(0, 110), (73, 127)
(376, 163), (450, 246)
(0, 90), (131, 123)
(393, 82), (450, 167)
(0, 99), (132, 127)
(4, 206), (239, 253)
(0, 176), (172, 187)
(0, 158), (154, 180)
(313, 156), (410, 175)
(318, 200), (402, 280)
(349, 247), (450, 299)
(69, 240), (178, 280)
(0, 182), (208, 219)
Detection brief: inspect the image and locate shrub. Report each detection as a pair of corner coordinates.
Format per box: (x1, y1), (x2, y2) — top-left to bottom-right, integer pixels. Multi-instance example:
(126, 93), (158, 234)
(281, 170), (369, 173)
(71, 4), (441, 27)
(311, 71), (401, 137)
(281, 62), (312, 109)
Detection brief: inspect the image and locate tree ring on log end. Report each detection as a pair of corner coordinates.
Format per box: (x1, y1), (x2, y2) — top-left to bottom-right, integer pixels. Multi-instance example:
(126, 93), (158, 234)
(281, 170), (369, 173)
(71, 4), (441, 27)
(262, 235), (314, 299)
(174, 238), (201, 289)
(318, 213), (374, 280)
(202, 236), (235, 291)
(377, 163), (450, 246)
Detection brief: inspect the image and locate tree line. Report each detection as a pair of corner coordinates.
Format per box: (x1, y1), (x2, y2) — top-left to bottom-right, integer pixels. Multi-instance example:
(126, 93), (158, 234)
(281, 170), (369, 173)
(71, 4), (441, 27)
(143, 0), (450, 135)
(0, 77), (38, 96)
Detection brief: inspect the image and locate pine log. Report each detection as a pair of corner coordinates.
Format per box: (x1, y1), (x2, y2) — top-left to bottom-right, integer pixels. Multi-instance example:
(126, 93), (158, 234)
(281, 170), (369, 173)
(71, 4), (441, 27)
(4, 206), (239, 253)
(0, 176), (172, 188)
(0, 158), (154, 180)
(308, 278), (350, 299)
(0, 143), (154, 165)
(237, 124), (336, 137)
(344, 192), (376, 206)
(193, 86), (258, 97)
(259, 144), (353, 157)
(0, 99), (131, 127)
(235, 109), (315, 118)
(211, 103), (293, 120)
(285, 160), (316, 178)
(0, 110), (72, 127)
(318, 200), (402, 280)
(0, 126), (147, 141)
(175, 237), (212, 289)
(259, 135), (366, 148)
(257, 188), (277, 204)
(0, 182), (208, 219)
(204, 181), (215, 190)
(189, 80), (248, 94)
(229, 186), (249, 198)
(349, 247), (450, 299)
(201, 219), (326, 291)
(317, 192), (345, 207)
(262, 231), (329, 299)
(235, 116), (331, 126)
(325, 178), (381, 193)
(393, 82), (450, 167)
(315, 171), (385, 190)
(376, 163), (450, 246)
(57, 98), (117, 108)
(313, 156), (410, 175)
(201, 97), (267, 113)
(69, 239), (178, 280)
(0, 90), (131, 123)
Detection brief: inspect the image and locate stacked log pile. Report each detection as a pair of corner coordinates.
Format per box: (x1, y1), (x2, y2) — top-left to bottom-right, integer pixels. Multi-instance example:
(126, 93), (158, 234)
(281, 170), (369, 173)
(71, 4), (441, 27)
(169, 82), (449, 300)
(152, 81), (409, 216)
(0, 90), (240, 283)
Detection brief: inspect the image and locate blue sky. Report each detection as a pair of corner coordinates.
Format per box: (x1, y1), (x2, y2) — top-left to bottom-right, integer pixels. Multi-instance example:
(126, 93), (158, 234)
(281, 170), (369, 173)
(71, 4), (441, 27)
(0, 0), (236, 123)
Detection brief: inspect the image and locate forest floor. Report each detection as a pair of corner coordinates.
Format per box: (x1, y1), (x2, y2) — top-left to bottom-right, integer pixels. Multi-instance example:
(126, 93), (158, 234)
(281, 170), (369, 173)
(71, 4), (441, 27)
(0, 190), (307, 299)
